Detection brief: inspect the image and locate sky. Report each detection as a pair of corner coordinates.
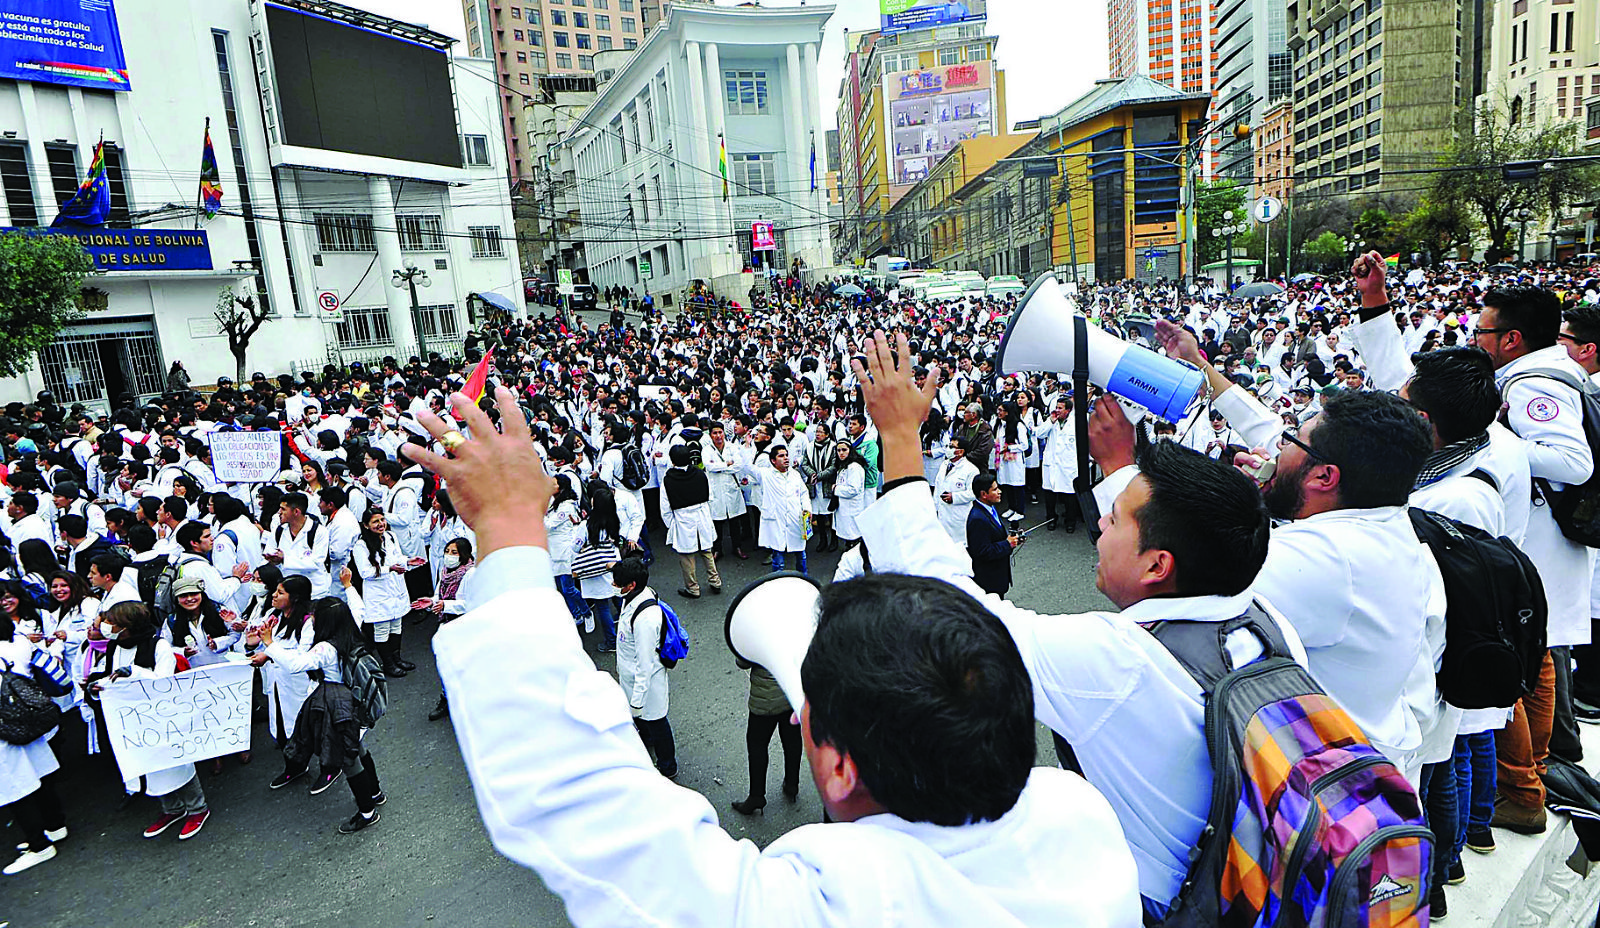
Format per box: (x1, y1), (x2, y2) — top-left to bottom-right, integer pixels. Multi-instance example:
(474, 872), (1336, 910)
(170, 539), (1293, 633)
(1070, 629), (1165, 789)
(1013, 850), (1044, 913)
(353, 0), (1107, 137)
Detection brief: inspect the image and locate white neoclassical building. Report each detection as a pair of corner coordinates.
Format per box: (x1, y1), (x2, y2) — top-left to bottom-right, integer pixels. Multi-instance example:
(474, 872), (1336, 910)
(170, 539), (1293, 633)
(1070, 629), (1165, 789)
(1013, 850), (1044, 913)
(563, 2), (835, 302)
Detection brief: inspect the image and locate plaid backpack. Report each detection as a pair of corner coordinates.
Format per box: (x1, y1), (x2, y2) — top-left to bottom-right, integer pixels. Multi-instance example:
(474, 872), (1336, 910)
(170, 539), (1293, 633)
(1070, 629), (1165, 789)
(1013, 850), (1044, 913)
(1148, 604), (1433, 928)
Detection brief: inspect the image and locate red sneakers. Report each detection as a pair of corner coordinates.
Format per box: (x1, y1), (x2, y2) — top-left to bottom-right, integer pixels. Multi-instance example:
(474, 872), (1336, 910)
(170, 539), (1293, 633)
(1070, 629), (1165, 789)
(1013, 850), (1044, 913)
(142, 812), (184, 839)
(178, 809), (210, 841)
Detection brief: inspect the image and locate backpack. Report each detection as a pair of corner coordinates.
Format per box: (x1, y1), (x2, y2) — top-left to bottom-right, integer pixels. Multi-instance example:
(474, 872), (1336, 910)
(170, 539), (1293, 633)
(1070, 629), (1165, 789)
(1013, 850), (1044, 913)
(341, 645), (388, 728)
(1146, 604), (1433, 928)
(1409, 499), (1548, 709)
(1502, 368), (1600, 547)
(135, 557), (168, 608)
(619, 444), (651, 490)
(151, 554), (204, 616)
(635, 597), (690, 668)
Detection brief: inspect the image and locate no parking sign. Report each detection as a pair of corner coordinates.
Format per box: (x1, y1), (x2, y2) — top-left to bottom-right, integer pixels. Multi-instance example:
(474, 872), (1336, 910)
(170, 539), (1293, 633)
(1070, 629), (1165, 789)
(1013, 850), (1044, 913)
(317, 289), (342, 321)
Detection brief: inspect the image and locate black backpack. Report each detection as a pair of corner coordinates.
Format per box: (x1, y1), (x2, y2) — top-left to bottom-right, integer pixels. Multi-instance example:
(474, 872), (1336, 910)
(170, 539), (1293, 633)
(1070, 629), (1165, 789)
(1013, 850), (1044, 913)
(1502, 368), (1600, 547)
(135, 557), (172, 609)
(619, 444), (651, 490)
(1409, 500), (1548, 710)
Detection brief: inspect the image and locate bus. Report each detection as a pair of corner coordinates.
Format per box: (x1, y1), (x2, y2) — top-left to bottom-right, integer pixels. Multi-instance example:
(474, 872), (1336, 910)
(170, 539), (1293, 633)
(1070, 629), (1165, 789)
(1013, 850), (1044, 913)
(985, 275), (1026, 299)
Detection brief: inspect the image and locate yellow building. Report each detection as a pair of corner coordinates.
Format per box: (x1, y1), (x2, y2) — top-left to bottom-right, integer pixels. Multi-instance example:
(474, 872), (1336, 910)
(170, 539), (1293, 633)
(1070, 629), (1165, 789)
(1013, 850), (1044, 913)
(887, 132), (1037, 268)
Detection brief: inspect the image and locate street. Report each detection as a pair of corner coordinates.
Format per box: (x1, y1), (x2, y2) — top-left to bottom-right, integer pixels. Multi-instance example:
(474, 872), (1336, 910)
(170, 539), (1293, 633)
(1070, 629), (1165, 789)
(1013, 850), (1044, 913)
(4, 516), (1104, 928)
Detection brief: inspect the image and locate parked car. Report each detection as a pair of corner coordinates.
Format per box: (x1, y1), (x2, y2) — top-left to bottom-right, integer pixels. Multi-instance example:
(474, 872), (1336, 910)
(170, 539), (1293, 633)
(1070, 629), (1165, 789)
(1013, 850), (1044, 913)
(523, 277), (544, 301)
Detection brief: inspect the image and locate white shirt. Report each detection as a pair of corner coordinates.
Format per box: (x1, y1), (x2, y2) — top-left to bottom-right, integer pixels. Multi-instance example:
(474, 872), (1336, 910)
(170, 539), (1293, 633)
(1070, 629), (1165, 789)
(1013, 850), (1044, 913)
(262, 518), (332, 597)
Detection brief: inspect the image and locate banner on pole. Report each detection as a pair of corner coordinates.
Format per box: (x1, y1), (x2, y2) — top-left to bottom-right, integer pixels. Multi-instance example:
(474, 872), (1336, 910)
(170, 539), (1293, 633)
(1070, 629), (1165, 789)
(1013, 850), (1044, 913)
(102, 662), (254, 781)
(208, 431), (284, 483)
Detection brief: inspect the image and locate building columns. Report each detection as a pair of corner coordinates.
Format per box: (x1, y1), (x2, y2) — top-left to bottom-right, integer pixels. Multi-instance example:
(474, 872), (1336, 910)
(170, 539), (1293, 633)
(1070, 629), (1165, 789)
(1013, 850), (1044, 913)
(785, 43), (807, 264)
(802, 41), (826, 258)
(366, 175), (418, 354)
(703, 42), (730, 235)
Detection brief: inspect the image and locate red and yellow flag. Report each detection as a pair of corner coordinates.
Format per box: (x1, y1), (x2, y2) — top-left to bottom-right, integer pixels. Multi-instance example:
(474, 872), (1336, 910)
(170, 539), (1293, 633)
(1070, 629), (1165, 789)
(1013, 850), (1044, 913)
(461, 353), (494, 403)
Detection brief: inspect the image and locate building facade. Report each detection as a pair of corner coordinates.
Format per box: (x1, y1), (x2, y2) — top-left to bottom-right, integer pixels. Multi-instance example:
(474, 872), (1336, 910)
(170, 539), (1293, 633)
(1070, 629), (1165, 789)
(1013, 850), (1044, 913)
(1287, 0), (1484, 197)
(526, 73), (599, 282)
(1107, 0), (1221, 177)
(1254, 97), (1295, 201)
(1212, 0), (1292, 180)
(566, 3), (834, 299)
(1482, 0), (1600, 133)
(886, 132), (1036, 269)
(0, 0), (521, 408)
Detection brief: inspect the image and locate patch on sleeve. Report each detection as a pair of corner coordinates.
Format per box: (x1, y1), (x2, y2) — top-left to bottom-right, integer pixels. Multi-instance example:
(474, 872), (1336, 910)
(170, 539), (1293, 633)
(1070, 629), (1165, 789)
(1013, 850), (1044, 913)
(1526, 397), (1561, 422)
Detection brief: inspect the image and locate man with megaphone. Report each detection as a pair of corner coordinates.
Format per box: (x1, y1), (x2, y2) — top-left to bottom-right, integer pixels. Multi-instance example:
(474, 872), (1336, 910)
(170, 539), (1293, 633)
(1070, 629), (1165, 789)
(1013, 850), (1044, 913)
(401, 386), (1143, 928)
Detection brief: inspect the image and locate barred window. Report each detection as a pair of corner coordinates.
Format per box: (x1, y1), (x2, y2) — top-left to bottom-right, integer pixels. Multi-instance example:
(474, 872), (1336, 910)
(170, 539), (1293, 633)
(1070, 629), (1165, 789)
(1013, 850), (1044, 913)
(397, 214), (446, 251)
(469, 225), (505, 258)
(335, 306), (393, 347)
(416, 304), (461, 340)
(314, 213), (376, 252)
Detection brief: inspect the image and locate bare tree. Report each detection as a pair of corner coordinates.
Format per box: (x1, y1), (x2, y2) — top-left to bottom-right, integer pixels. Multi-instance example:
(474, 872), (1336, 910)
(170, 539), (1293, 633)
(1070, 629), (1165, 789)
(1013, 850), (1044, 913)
(214, 286), (270, 385)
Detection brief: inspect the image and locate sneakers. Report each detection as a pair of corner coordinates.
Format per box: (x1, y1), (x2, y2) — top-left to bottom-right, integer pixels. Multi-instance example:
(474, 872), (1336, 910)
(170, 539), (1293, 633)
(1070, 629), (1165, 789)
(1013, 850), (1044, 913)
(3, 845), (56, 875)
(1466, 825), (1497, 854)
(269, 768), (307, 790)
(1430, 886), (1448, 921)
(142, 812), (184, 839)
(371, 791), (387, 806)
(309, 769), (344, 796)
(584, 613), (596, 634)
(178, 809), (209, 841)
(43, 826), (67, 843)
(1575, 699), (1600, 724)
(1491, 798), (1547, 835)
(1446, 857), (1466, 884)
(338, 811), (380, 834)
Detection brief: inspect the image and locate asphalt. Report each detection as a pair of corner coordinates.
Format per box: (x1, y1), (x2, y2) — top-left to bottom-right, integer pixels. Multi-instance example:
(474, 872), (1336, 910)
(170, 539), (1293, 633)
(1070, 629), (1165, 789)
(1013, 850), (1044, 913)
(3, 515), (1107, 928)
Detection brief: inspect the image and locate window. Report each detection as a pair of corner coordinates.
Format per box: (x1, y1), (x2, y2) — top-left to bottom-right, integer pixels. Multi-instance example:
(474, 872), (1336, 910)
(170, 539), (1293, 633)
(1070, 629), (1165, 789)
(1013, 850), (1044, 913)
(314, 213), (377, 252)
(0, 143), (39, 226)
(577, 33), (591, 49)
(624, 38), (636, 49)
(732, 153), (777, 195)
(469, 226), (505, 258)
(966, 43), (989, 61)
(551, 10), (566, 25)
(530, 31), (542, 45)
(579, 54), (594, 68)
(622, 16), (635, 32)
(461, 134), (491, 166)
(1552, 12), (1560, 53)
(725, 69), (770, 115)
(335, 306), (393, 348)
(519, 73), (530, 84)
(43, 146), (80, 216)
(643, 97), (654, 141)
(574, 12), (588, 28)
(939, 47), (959, 66)
(598, 34), (612, 50)
(514, 29), (524, 41)
(595, 0), (607, 7)
(528, 9), (540, 24)
(620, 0), (633, 9)
(516, 51), (526, 62)
(416, 304), (460, 340)
(554, 31), (569, 46)
(555, 52), (572, 68)
(637, 183), (649, 222)
(532, 50), (547, 68)
(511, 7), (521, 18)
(397, 214), (446, 251)
(596, 14), (610, 30)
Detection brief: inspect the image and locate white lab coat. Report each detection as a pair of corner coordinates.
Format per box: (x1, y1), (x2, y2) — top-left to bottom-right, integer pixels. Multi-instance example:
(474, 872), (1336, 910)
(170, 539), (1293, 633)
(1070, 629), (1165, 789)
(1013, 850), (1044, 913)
(994, 428), (1029, 487)
(0, 637), (60, 806)
(617, 587), (669, 720)
(425, 513), (475, 585)
(383, 479), (426, 560)
(353, 532), (410, 623)
(434, 547), (1143, 928)
(831, 461), (868, 541)
(102, 637), (199, 796)
(545, 499), (583, 575)
(856, 481), (1309, 904)
(754, 465), (809, 552)
(263, 519), (332, 598)
(934, 457), (979, 544)
(661, 473), (718, 554)
(701, 438), (748, 520)
(259, 613), (315, 743)
(1039, 419), (1078, 493)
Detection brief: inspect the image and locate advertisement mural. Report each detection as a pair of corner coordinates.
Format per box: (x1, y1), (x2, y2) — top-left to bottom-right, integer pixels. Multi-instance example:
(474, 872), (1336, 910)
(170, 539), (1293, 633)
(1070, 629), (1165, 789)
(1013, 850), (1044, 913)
(888, 60), (995, 189)
(879, 0), (986, 35)
(0, 0), (130, 91)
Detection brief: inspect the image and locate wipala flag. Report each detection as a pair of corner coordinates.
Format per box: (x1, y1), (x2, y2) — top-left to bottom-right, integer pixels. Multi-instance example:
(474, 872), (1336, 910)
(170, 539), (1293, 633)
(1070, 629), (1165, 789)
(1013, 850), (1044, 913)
(199, 119), (224, 219)
(461, 352), (495, 403)
(719, 133), (729, 202)
(52, 134), (110, 228)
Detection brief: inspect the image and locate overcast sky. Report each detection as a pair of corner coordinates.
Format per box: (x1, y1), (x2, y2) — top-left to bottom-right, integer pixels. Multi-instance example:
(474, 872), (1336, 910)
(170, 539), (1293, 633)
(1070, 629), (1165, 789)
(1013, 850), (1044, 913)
(354, 0), (1107, 132)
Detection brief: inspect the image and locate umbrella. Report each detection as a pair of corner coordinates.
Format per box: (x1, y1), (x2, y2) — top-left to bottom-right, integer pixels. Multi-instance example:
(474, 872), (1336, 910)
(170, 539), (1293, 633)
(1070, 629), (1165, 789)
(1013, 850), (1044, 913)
(1486, 263), (1519, 273)
(833, 283), (866, 296)
(1291, 272), (1320, 283)
(1233, 281), (1285, 298)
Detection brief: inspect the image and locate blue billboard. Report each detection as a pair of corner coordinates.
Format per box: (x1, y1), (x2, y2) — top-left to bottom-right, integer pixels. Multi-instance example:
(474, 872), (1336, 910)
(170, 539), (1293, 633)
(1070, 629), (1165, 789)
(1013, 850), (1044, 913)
(880, 0), (986, 34)
(2, 228), (212, 272)
(0, 0), (131, 91)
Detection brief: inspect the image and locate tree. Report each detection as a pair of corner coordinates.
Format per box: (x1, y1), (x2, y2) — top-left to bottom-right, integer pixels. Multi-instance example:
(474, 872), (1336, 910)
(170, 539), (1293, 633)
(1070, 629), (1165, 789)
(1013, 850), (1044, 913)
(1195, 179), (1249, 265)
(1302, 231), (1349, 271)
(1393, 195), (1476, 261)
(214, 286), (271, 384)
(0, 232), (96, 378)
(1429, 104), (1600, 261)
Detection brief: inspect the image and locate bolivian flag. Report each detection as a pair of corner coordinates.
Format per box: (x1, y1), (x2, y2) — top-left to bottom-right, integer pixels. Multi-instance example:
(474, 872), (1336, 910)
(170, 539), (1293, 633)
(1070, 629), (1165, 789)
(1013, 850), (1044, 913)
(462, 352), (494, 404)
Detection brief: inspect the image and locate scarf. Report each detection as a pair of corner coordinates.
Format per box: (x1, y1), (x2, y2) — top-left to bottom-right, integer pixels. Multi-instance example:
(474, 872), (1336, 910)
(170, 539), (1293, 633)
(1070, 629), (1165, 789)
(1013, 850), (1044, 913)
(438, 560), (473, 601)
(663, 467), (710, 510)
(1414, 432), (1490, 489)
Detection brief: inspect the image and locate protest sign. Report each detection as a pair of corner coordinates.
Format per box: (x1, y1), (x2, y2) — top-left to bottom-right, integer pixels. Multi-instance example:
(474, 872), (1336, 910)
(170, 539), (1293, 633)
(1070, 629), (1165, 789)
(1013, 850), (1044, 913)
(209, 430), (284, 483)
(102, 662), (254, 780)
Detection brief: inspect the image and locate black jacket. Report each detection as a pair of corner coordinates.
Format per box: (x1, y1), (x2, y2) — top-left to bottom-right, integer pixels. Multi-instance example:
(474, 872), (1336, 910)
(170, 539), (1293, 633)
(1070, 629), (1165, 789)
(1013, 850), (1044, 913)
(966, 503), (1012, 596)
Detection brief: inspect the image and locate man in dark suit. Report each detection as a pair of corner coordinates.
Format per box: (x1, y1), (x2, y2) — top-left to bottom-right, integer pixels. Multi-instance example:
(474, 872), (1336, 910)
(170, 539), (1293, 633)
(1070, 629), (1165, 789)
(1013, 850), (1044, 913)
(966, 474), (1018, 597)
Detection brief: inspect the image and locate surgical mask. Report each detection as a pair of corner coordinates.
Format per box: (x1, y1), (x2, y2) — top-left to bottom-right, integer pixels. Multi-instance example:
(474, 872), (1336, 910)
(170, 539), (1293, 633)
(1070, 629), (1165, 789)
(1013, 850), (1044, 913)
(442, 554), (460, 569)
(99, 622), (116, 640)
(247, 581), (267, 598)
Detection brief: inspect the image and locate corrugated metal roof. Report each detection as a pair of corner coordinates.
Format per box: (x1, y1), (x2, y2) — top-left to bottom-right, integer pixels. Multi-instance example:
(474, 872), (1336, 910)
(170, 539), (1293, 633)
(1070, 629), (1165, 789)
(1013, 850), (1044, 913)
(1040, 75), (1211, 134)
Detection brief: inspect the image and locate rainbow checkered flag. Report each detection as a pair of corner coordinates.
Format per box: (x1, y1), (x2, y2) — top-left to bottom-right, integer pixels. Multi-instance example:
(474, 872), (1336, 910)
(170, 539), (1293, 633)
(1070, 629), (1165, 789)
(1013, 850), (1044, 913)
(52, 135), (109, 228)
(199, 119), (224, 219)
(719, 133), (729, 202)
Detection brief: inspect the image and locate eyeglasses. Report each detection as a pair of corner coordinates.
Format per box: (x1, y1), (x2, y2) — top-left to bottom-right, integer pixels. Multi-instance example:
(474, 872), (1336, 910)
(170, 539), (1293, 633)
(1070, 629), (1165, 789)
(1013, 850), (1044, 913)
(1278, 427), (1333, 465)
(1472, 327), (1515, 337)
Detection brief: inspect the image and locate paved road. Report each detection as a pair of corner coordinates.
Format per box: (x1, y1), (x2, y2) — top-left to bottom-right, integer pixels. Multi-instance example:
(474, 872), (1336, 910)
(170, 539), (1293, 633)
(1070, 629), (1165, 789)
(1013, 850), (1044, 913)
(5, 514), (1105, 928)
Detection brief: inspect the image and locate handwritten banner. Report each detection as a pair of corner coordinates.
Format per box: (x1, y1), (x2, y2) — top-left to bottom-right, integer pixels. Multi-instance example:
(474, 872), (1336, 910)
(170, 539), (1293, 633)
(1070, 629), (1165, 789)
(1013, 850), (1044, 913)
(103, 662), (253, 780)
(209, 430), (284, 483)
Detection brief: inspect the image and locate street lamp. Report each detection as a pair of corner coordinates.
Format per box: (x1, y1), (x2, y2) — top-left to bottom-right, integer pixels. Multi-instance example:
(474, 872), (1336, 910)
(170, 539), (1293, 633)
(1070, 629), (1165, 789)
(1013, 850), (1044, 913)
(1516, 208), (1535, 263)
(392, 263), (432, 360)
(1212, 211), (1247, 292)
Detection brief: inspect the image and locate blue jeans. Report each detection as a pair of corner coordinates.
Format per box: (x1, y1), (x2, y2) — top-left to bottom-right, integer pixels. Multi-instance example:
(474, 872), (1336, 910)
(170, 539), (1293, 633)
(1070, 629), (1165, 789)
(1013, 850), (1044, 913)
(1453, 731), (1496, 853)
(587, 596), (620, 649)
(556, 574), (589, 622)
(770, 549), (807, 575)
(1418, 759), (1458, 891)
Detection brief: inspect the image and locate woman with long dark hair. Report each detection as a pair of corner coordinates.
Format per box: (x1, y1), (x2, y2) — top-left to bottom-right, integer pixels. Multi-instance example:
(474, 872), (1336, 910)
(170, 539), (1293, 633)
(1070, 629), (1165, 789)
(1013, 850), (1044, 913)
(258, 575), (316, 748)
(352, 508), (410, 676)
(829, 440), (870, 550)
(578, 481), (624, 652)
(424, 536), (476, 722)
(994, 401), (1030, 517)
(253, 591), (386, 833)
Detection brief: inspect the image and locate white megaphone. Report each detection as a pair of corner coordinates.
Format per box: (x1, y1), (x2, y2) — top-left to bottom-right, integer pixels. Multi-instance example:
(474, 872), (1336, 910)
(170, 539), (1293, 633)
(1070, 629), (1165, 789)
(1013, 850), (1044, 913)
(997, 273), (1205, 423)
(724, 571), (822, 713)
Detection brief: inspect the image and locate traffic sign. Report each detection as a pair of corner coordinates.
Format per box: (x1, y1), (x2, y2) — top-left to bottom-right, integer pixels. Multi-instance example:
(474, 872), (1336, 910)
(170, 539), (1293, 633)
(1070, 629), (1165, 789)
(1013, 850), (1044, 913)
(316, 289), (342, 321)
(556, 268), (575, 295)
(1253, 196), (1283, 224)
(638, 258), (652, 277)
